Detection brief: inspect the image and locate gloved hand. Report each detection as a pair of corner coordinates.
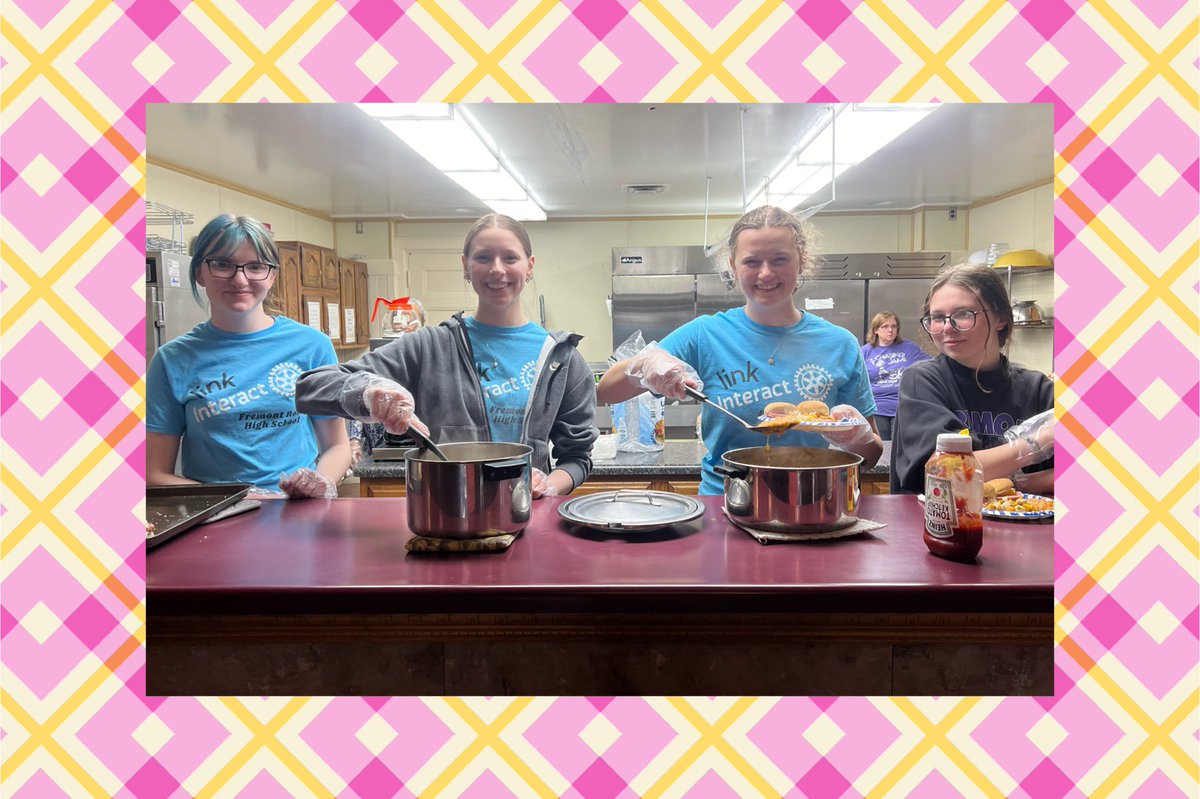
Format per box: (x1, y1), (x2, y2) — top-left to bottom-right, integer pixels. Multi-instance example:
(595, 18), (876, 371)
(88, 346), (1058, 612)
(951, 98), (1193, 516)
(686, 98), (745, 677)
(624, 343), (702, 400)
(1004, 409), (1055, 465)
(820, 405), (876, 448)
(531, 468), (558, 499)
(340, 373), (430, 437)
(1010, 469), (1048, 494)
(279, 468), (338, 499)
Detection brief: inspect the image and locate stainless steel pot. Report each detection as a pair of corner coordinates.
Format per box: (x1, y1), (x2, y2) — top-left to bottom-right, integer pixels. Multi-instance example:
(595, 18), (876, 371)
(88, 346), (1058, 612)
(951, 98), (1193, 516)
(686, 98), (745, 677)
(715, 446), (862, 533)
(406, 442), (532, 539)
(1011, 299), (1045, 325)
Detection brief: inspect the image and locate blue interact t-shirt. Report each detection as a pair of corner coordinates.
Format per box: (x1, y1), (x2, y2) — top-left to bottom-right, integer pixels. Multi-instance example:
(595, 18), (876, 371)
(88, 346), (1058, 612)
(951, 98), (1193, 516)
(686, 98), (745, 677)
(464, 317), (552, 444)
(146, 317), (337, 489)
(661, 308), (877, 495)
(861, 340), (932, 417)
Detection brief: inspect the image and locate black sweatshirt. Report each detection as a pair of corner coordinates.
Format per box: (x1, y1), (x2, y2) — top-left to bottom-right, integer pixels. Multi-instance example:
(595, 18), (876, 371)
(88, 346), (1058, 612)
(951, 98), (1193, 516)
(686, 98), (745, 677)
(890, 355), (1054, 494)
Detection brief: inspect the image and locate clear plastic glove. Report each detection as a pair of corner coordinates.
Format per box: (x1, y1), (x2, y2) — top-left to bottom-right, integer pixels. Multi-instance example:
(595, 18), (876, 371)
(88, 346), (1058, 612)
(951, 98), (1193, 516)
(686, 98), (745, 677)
(339, 372), (430, 437)
(349, 437), (364, 467)
(820, 405), (876, 448)
(531, 468), (558, 499)
(279, 468), (338, 499)
(624, 343), (702, 400)
(1010, 469), (1049, 494)
(1004, 409), (1055, 465)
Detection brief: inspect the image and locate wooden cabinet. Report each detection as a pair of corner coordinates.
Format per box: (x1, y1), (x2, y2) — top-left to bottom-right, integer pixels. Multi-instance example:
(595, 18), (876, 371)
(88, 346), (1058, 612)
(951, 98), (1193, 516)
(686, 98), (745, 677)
(271, 242), (301, 321)
(354, 262), (370, 345)
(301, 291), (327, 332)
(861, 473), (890, 495)
(298, 243), (324, 290)
(322, 249), (340, 290)
(360, 481), (406, 498)
(572, 476), (700, 495)
(276, 241), (368, 350)
(338, 258), (370, 347)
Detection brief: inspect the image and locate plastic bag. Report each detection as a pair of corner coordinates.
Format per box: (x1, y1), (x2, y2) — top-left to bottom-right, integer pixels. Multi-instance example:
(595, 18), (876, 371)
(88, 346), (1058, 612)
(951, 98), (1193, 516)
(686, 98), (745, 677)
(611, 394), (665, 452)
(609, 330), (666, 453)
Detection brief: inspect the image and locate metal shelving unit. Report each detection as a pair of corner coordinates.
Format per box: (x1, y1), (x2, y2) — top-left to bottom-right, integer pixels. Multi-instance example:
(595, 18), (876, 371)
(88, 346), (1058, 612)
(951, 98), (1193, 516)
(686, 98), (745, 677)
(999, 263), (1053, 298)
(1001, 264), (1055, 330)
(146, 200), (194, 254)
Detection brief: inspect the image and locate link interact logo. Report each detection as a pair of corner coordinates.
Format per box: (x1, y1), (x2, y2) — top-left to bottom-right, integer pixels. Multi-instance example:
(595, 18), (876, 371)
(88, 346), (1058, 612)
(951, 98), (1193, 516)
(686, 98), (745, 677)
(793, 364), (833, 401)
(268, 362), (302, 397)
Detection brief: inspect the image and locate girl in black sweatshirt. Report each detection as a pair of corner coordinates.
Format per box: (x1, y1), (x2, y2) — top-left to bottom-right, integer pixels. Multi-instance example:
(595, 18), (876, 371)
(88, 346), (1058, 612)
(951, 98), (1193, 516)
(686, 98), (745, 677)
(891, 265), (1054, 494)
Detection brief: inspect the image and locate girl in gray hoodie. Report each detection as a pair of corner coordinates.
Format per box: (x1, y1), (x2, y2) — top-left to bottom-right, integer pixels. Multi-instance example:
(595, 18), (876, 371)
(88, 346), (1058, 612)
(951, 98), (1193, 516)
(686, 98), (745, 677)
(294, 214), (597, 497)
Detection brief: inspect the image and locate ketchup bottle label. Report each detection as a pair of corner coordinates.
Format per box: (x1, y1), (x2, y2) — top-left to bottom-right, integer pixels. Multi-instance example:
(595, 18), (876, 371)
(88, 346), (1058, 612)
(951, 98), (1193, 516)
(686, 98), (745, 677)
(925, 476), (957, 538)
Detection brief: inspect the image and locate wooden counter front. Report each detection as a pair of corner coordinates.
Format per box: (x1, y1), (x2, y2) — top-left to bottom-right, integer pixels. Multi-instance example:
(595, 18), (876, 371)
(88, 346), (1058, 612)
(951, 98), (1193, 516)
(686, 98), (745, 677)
(147, 495), (1051, 696)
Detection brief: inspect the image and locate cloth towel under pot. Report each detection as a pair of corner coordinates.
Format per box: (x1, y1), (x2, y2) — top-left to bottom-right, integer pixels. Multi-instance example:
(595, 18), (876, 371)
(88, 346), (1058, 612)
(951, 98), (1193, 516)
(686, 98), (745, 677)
(405, 530), (521, 553)
(725, 512), (887, 544)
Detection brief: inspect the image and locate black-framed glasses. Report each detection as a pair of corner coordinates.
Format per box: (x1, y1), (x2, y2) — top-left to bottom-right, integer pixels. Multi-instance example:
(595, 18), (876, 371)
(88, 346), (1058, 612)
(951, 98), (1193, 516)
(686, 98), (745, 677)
(204, 259), (277, 280)
(921, 309), (986, 333)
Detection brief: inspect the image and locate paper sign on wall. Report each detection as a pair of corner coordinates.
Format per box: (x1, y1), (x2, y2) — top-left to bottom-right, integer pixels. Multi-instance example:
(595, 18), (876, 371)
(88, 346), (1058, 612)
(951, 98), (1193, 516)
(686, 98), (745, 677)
(167, 261), (181, 287)
(327, 303), (340, 340)
(343, 308), (356, 344)
(805, 298), (835, 310)
(306, 301), (322, 330)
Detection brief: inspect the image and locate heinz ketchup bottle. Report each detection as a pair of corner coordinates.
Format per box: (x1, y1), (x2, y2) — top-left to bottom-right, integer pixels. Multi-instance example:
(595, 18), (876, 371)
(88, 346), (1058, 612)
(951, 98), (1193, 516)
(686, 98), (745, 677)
(923, 433), (983, 562)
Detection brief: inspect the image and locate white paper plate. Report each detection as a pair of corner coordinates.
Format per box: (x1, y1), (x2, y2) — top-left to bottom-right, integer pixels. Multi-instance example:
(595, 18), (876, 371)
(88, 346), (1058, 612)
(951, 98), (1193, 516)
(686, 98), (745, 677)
(917, 492), (1054, 520)
(755, 415), (869, 433)
(982, 492), (1055, 519)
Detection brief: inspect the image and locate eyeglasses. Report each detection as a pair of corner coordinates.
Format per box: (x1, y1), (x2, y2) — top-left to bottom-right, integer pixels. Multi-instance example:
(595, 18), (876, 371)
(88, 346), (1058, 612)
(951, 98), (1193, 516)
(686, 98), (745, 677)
(921, 309), (986, 333)
(204, 259), (277, 281)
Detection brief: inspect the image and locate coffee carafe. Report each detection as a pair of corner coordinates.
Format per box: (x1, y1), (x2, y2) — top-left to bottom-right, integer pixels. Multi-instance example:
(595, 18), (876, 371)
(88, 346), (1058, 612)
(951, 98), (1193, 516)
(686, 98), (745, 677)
(372, 297), (421, 339)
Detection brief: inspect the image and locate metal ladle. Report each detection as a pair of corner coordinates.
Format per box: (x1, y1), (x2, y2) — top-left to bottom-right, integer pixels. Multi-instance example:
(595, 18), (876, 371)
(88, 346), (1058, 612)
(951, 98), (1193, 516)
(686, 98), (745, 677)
(683, 386), (794, 435)
(407, 426), (449, 461)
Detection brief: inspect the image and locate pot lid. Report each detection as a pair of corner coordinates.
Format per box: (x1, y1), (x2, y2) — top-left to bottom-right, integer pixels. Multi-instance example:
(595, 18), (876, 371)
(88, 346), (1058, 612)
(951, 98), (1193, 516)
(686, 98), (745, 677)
(558, 490), (704, 532)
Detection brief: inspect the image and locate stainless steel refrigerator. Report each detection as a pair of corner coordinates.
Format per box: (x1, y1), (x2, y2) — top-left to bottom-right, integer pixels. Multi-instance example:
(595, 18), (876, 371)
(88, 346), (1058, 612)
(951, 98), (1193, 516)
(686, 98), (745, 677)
(146, 250), (208, 361)
(612, 246), (947, 349)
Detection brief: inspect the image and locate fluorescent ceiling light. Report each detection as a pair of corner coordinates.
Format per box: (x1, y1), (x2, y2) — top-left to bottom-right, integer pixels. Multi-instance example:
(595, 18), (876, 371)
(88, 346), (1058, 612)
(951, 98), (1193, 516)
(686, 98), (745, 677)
(360, 104), (547, 220)
(356, 103), (451, 120)
(445, 170), (528, 201)
(379, 118), (498, 171)
(754, 103), (939, 211)
(483, 198), (546, 222)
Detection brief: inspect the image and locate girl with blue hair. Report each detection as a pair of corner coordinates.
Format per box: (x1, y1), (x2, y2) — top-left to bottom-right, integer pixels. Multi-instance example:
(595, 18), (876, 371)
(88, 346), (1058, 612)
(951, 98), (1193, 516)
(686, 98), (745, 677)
(146, 214), (351, 498)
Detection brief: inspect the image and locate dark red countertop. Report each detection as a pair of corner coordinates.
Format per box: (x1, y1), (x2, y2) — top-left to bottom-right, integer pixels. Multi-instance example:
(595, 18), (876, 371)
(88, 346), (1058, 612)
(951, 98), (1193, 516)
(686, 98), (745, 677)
(147, 495), (1053, 615)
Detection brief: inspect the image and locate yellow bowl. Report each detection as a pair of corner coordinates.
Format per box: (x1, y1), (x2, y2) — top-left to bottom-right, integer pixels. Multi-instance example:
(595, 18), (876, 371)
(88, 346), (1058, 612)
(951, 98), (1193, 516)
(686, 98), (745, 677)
(993, 249), (1051, 268)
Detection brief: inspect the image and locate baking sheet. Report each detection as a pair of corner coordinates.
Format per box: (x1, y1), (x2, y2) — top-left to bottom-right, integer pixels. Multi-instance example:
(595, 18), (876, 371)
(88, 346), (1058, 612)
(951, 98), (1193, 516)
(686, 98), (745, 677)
(146, 483), (253, 549)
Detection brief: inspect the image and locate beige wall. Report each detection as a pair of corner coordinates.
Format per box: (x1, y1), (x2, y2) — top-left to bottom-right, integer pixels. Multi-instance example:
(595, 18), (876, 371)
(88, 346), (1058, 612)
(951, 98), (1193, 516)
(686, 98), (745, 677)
(334, 220), (391, 259)
(150, 160), (1050, 373)
(147, 164), (334, 247)
(922, 207), (968, 251)
(396, 217), (788, 361)
(966, 182), (1055, 374)
(968, 182), (1054, 254)
(395, 211), (983, 362)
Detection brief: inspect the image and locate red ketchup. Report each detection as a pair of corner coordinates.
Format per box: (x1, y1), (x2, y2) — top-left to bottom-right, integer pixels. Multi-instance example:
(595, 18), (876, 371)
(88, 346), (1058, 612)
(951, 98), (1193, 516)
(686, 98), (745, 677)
(923, 433), (983, 562)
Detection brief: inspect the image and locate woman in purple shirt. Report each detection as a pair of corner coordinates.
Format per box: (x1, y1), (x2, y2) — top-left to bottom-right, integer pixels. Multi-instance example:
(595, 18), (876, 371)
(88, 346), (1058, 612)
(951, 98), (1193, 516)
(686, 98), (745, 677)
(860, 312), (932, 440)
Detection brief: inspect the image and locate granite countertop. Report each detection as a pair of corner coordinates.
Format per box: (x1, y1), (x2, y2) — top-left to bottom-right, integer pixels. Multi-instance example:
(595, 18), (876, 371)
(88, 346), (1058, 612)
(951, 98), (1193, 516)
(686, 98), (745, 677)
(354, 440), (891, 479)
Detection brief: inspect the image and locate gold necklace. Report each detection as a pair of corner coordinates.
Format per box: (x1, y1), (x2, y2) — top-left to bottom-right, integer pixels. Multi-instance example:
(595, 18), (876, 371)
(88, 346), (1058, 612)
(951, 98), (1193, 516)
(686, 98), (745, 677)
(764, 312), (802, 366)
(767, 329), (792, 366)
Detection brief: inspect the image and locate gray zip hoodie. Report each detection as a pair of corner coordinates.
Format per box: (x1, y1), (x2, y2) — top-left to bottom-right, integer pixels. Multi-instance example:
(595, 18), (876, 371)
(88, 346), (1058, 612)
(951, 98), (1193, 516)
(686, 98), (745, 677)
(294, 312), (598, 489)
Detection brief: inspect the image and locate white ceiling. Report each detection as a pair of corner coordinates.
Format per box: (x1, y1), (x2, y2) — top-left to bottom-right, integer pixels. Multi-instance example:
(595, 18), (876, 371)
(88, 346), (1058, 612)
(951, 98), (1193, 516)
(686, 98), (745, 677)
(147, 103), (1052, 219)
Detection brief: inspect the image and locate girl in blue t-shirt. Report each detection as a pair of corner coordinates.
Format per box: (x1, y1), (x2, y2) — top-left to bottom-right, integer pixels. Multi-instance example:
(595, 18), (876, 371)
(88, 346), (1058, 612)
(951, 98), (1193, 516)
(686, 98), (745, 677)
(597, 205), (883, 495)
(294, 215), (597, 499)
(146, 214), (351, 498)
(861, 311), (932, 440)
